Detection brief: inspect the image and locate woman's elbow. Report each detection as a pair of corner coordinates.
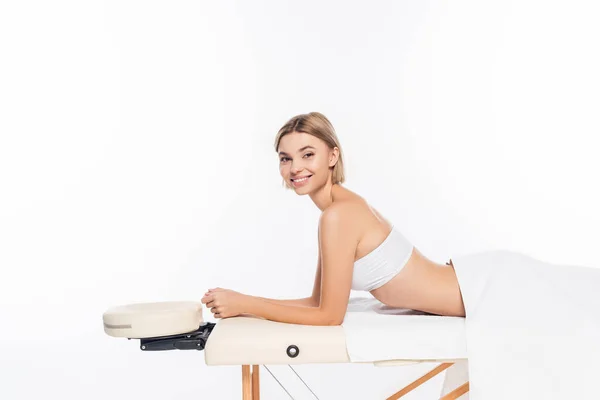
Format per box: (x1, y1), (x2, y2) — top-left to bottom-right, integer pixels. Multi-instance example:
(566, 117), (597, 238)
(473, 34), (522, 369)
(317, 311), (344, 326)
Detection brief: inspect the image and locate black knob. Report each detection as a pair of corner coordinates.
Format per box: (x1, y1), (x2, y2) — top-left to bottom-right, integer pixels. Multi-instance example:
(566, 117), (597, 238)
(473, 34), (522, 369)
(286, 345), (299, 358)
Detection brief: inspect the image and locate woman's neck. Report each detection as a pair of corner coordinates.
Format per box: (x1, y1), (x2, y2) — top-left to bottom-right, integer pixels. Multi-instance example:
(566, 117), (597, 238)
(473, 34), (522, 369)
(310, 182), (339, 211)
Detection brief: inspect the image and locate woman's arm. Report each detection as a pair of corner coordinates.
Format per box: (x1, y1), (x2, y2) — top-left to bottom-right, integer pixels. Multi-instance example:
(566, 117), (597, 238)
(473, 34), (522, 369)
(244, 205), (356, 325)
(248, 296), (316, 307)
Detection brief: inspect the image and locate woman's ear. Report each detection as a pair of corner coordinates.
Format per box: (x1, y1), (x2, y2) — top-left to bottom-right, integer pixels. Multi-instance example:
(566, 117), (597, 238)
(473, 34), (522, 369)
(329, 147), (340, 167)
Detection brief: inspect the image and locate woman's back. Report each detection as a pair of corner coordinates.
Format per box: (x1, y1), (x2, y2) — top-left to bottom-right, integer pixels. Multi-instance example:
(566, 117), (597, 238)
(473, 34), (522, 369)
(331, 186), (465, 317)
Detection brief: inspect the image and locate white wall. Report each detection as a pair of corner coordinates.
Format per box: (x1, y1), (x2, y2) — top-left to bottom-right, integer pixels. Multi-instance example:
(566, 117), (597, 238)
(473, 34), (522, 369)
(1, 1), (599, 398)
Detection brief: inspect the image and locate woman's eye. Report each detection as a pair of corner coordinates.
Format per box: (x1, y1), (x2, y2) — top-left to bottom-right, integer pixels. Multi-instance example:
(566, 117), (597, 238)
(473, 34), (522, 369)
(280, 153), (312, 163)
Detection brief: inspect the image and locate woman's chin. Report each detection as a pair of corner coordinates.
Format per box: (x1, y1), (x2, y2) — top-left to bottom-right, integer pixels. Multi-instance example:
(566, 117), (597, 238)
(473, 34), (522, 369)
(293, 185), (314, 195)
(294, 188), (310, 195)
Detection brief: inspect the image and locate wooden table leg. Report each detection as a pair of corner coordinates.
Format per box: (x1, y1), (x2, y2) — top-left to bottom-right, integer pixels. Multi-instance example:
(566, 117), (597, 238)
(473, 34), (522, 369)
(386, 363), (454, 400)
(252, 365), (260, 400)
(242, 365), (252, 400)
(439, 382), (469, 400)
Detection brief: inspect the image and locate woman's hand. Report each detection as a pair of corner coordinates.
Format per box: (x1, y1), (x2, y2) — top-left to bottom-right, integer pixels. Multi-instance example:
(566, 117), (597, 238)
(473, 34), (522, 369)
(201, 288), (247, 319)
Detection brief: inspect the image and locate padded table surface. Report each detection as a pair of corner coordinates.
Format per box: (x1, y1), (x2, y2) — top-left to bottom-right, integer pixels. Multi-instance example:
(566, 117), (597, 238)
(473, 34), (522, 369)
(204, 298), (467, 366)
(205, 316), (348, 365)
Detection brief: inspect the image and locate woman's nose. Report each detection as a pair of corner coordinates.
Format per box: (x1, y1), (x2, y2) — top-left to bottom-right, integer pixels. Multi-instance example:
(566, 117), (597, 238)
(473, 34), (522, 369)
(291, 163), (303, 174)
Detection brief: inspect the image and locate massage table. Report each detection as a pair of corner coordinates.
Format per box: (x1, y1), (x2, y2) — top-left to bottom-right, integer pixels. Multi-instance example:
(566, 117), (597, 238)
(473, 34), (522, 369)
(103, 299), (470, 399)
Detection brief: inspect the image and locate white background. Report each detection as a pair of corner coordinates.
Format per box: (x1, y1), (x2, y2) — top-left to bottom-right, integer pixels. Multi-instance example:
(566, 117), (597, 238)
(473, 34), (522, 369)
(1, 1), (599, 399)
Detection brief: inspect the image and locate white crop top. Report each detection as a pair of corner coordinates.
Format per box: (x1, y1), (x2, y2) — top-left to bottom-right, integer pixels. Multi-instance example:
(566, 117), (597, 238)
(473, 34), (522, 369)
(351, 226), (414, 292)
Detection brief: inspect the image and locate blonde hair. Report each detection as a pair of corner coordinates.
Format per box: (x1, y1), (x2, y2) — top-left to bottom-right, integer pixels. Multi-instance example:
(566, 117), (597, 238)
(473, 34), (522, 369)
(274, 112), (345, 189)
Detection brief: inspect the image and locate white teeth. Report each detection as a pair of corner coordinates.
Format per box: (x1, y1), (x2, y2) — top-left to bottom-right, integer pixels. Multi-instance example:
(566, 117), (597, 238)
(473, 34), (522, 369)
(292, 176), (311, 182)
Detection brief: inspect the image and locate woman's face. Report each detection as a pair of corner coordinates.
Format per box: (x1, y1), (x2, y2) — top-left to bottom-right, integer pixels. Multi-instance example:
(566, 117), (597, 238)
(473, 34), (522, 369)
(278, 132), (336, 194)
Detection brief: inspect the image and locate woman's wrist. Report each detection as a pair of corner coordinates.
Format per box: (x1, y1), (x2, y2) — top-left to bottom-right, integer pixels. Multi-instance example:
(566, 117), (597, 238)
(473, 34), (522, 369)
(243, 294), (259, 315)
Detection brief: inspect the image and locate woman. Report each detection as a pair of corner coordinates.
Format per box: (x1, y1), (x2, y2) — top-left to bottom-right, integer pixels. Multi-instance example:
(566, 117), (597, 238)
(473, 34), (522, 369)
(201, 112), (465, 325)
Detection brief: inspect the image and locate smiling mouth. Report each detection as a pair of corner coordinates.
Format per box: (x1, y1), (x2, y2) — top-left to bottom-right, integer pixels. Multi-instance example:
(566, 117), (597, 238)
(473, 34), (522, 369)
(291, 175), (313, 182)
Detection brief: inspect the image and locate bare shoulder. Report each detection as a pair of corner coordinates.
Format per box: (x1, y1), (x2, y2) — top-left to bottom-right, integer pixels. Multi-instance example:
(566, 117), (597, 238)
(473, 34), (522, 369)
(318, 200), (369, 243)
(320, 200), (363, 224)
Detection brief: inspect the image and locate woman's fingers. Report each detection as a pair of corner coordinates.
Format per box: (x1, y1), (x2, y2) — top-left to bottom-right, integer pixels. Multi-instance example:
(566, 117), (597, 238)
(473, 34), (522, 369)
(211, 306), (224, 318)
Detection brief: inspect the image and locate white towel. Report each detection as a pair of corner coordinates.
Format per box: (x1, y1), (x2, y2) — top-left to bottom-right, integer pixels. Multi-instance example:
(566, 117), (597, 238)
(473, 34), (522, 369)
(451, 250), (600, 399)
(342, 297), (467, 362)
